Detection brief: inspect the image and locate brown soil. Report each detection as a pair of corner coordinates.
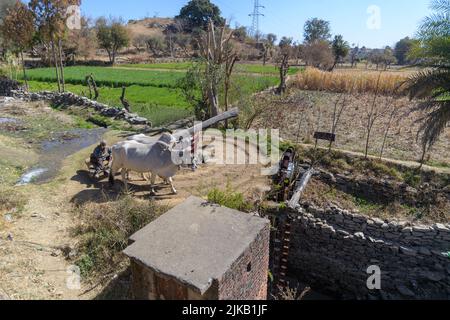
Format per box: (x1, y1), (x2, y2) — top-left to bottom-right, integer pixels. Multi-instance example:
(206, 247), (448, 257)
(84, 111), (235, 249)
(0, 130), (270, 300)
(252, 89), (450, 168)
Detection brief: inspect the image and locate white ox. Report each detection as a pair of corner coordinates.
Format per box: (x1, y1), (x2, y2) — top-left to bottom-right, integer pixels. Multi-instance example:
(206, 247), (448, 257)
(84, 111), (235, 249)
(109, 133), (191, 195)
(126, 133), (177, 182)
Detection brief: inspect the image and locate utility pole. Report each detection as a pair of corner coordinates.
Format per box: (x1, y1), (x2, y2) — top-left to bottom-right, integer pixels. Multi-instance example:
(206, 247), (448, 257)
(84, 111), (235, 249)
(249, 0), (265, 43)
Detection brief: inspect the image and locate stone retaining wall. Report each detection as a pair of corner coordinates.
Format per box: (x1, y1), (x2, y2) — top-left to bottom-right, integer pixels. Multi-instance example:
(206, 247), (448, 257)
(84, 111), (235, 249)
(9, 90), (151, 127)
(287, 204), (450, 299)
(317, 169), (450, 207)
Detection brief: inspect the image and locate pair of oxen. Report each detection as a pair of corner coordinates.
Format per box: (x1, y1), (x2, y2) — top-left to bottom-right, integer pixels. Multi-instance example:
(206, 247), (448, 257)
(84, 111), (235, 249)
(109, 133), (197, 195)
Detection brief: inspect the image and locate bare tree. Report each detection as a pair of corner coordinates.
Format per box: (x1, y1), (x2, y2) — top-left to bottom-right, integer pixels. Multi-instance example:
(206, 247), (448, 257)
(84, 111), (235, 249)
(329, 80), (356, 150)
(379, 96), (400, 159)
(277, 54), (289, 95)
(196, 19), (234, 118)
(363, 72), (383, 158)
(276, 37), (293, 95)
(224, 51), (238, 127)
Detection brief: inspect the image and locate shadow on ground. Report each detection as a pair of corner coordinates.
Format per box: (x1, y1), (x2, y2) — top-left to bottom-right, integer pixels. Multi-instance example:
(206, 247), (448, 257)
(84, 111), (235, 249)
(70, 170), (176, 205)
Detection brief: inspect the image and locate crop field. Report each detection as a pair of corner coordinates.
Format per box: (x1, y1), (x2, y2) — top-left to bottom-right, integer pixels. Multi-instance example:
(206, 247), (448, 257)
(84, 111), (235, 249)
(22, 63), (285, 126)
(121, 62), (302, 75)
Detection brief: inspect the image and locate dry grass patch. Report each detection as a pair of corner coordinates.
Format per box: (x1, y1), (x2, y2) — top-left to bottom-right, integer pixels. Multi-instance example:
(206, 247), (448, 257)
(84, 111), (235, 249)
(72, 195), (167, 278)
(293, 67), (408, 95)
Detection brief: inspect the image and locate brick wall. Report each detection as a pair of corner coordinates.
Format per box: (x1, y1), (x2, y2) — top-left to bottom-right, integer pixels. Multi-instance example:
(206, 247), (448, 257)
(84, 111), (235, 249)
(287, 204), (450, 299)
(218, 224), (270, 300)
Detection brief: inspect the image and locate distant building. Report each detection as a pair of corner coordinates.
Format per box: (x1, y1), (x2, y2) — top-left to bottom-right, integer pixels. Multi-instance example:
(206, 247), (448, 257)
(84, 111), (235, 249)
(123, 196), (270, 300)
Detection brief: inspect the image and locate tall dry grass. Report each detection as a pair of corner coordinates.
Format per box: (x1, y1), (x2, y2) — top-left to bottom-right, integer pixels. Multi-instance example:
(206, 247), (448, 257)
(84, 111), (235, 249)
(72, 195), (167, 277)
(293, 67), (408, 95)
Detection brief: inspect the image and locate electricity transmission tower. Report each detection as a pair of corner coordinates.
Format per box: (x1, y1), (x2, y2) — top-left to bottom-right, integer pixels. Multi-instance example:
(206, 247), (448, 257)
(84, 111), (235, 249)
(249, 0), (265, 43)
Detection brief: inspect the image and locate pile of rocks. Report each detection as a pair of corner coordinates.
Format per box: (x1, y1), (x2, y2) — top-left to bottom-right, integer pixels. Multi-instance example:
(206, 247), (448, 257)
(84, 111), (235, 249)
(0, 77), (23, 96)
(10, 90), (151, 127)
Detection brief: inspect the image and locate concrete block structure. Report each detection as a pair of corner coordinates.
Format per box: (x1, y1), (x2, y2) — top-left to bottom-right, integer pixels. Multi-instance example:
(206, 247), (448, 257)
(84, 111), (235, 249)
(123, 196), (270, 300)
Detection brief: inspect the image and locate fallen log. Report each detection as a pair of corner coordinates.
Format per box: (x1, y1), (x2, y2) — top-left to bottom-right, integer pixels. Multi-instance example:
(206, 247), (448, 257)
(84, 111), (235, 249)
(146, 108), (240, 137)
(176, 107), (240, 138)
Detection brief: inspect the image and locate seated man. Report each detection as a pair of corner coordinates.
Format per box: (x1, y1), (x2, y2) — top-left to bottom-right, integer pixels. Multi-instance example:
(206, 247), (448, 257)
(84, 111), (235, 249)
(87, 140), (112, 178)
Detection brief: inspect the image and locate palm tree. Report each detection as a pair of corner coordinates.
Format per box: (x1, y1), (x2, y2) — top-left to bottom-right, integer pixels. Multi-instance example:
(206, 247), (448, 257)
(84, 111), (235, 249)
(404, 0), (450, 158)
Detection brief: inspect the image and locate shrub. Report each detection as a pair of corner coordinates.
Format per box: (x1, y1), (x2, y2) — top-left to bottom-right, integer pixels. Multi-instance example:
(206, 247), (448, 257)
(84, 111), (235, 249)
(87, 114), (114, 128)
(403, 170), (422, 188)
(207, 185), (253, 212)
(0, 188), (25, 213)
(354, 159), (402, 180)
(72, 195), (167, 277)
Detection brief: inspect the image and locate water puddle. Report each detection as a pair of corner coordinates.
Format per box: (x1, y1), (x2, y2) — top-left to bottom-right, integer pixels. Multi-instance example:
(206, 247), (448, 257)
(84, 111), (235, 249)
(16, 168), (49, 186)
(16, 128), (107, 186)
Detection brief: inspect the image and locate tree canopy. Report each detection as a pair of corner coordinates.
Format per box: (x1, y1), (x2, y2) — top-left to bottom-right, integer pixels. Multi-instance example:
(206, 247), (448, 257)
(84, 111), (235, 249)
(394, 37), (416, 65)
(331, 34), (350, 69)
(303, 18), (331, 44)
(96, 17), (130, 64)
(176, 0), (224, 31)
(1, 1), (35, 52)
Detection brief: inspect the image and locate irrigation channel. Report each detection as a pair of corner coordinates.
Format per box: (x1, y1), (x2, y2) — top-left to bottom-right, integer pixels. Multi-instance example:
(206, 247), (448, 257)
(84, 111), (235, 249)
(16, 128), (107, 186)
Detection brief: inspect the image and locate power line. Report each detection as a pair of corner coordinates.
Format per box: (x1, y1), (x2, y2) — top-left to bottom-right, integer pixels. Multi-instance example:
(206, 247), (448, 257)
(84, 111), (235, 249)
(249, 0), (265, 43)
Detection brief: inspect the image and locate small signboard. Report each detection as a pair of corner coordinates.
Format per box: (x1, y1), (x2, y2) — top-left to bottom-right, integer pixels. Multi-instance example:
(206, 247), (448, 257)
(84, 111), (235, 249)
(314, 132), (336, 143)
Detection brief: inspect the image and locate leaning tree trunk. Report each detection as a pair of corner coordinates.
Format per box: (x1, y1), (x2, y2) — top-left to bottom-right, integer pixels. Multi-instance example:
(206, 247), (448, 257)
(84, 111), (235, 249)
(207, 84), (219, 118)
(51, 40), (61, 93)
(58, 39), (65, 92)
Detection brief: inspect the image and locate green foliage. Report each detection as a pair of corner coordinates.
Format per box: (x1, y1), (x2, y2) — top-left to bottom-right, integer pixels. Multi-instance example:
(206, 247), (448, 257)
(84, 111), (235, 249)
(87, 114), (113, 128)
(24, 63), (280, 126)
(146, 35), (167, 56)
(303, 18), (331, 44)
(23, 66), (184, 88)
(353, 196), (383, 213)
(332, 35), (350, 65)
(95, 17), (130, 64)
(73, 195), (166, 277)
(176, 0), (224, 31)
(207, 184), (253, 212)
(402, 170), (422, 188)
(394, 37), (417, 65)
(405, 0), (450, 150)
(354, 160), (402, 180)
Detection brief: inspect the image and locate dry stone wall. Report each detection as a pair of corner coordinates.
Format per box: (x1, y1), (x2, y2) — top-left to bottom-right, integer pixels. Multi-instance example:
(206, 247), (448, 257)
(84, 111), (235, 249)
(287, 204), (450, 299)
(9, 90), (151, 126)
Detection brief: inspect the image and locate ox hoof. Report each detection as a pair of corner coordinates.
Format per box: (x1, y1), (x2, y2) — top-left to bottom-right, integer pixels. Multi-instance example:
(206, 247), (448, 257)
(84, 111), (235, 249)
(171, 190), (178, 195)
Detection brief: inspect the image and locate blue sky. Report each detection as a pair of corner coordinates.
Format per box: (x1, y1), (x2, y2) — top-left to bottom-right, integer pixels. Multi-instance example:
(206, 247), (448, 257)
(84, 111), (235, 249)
(79, 0), (431, 48)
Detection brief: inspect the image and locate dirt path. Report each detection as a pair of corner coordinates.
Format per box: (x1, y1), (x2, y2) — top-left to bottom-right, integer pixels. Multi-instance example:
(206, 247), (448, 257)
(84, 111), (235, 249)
(0, 133), (270, 300)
